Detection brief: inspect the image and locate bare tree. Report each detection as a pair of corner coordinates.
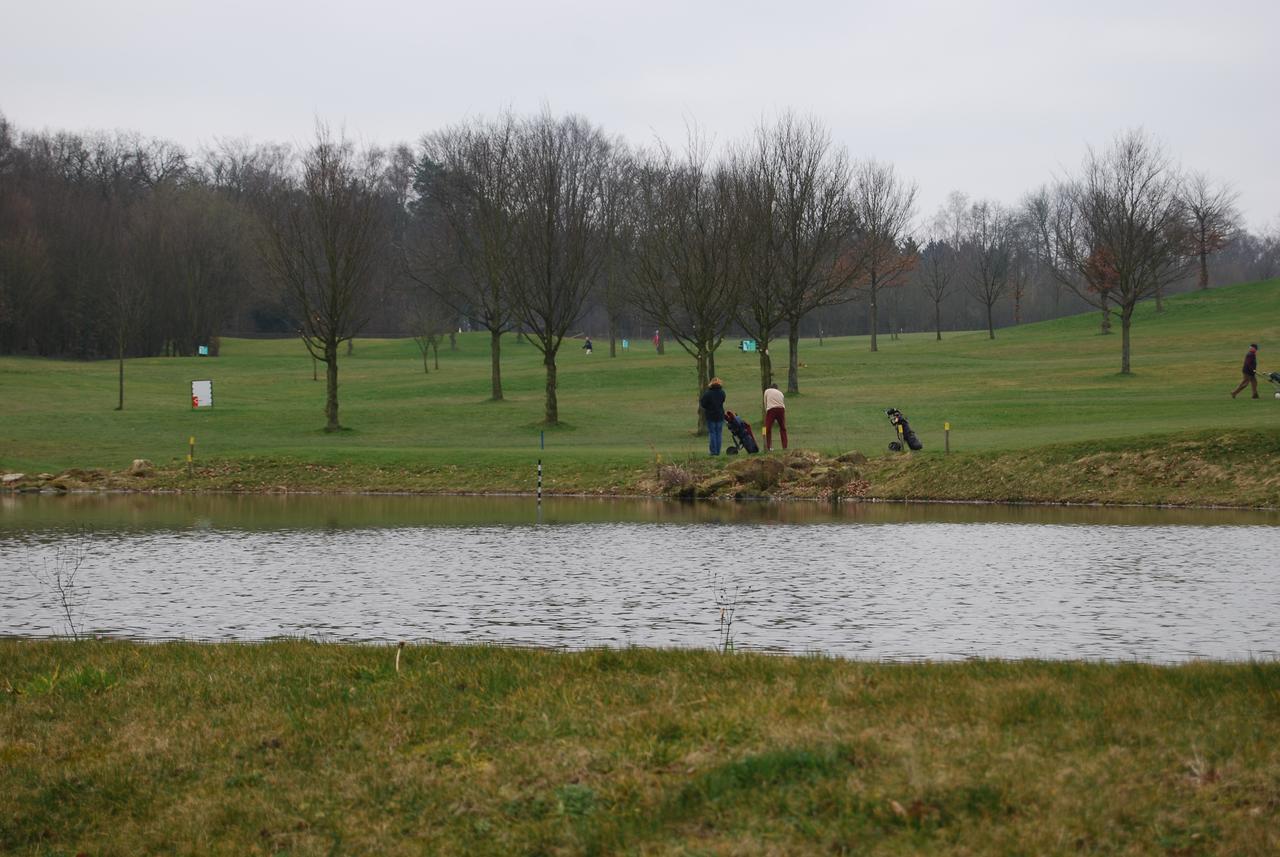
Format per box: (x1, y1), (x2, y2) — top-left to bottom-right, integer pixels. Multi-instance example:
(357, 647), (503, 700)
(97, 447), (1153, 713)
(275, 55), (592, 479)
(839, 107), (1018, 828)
(849, 159), (917, 351)
(597, 141), (635, 358)
(410, 291), (447, 373)
(728, 127), (786, 390)
(1034, 130), (1193, 374)
(507, 111), (612, 425)
(767, 113), (861, 393)
(412, 114), (518, 400)
(917, 238), (956, 340)
(106, 269), (145, 410)
(261, 125), (386, 431)
(1182, 171), (1241, 292)
(962, 199), (1013, 340)
(628, 137), (739, 434)
(1007, 217), (1039, 325)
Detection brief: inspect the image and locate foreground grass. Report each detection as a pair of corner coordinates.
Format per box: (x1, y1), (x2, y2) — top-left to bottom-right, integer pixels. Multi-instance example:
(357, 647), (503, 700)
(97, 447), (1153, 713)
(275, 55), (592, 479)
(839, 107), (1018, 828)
(2, 641), (1278, 855)
(1, 279), (1277, 504)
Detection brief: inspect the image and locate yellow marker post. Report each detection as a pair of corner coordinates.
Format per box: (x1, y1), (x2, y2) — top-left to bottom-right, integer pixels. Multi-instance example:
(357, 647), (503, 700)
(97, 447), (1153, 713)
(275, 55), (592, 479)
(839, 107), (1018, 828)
(896, 423), (905, 452)
(944, 422), (951, 454)
(188, 436), (195, 477)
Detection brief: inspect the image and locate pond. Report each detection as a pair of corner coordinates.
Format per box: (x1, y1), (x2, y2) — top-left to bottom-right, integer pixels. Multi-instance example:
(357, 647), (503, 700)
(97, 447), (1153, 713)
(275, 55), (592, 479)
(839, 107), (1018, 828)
(3, 494), (1278, 662)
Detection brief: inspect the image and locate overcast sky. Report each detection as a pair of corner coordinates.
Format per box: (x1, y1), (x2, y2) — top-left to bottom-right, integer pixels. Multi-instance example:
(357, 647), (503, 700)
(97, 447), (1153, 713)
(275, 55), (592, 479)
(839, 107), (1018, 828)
(3, 0), (1277, 230)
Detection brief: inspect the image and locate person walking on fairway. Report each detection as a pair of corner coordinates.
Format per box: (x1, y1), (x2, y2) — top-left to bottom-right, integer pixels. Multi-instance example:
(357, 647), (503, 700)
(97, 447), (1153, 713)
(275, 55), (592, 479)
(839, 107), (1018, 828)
(700, 378), (726, 455)
(1231, 343), (1260, 398)
(763, 383), (788, 451)
(582, 336), (593, 355)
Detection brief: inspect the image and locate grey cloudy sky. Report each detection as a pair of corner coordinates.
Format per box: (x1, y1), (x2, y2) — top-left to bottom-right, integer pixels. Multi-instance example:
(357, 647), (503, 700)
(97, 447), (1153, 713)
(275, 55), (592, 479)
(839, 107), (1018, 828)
(4, 0), (1277, 229)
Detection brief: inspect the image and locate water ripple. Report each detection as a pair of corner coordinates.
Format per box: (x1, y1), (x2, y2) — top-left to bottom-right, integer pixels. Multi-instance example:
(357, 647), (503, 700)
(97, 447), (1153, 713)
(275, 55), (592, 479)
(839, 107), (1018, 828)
(3, 520), (1278, 662)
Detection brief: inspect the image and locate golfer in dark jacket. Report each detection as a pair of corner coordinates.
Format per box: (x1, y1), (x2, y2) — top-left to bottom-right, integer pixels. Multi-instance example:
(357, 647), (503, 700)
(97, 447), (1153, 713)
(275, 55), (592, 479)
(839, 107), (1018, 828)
(1231, 343), (1259, 399)
(699, 378), (726, 455)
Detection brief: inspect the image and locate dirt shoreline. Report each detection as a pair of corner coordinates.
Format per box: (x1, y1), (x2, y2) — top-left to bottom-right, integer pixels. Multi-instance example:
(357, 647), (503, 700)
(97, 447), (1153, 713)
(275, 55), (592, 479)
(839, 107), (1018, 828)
(4, 432), (1279, 509)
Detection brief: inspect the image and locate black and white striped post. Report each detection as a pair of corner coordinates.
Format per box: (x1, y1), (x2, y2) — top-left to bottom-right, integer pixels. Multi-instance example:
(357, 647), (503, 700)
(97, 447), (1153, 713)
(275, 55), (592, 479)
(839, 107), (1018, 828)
(537, 458), (543, 505)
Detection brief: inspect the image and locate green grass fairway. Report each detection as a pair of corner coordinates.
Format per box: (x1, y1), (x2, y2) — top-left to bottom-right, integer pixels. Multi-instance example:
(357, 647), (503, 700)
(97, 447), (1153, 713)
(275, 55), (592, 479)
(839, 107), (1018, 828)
(1, 280), (1276, 494)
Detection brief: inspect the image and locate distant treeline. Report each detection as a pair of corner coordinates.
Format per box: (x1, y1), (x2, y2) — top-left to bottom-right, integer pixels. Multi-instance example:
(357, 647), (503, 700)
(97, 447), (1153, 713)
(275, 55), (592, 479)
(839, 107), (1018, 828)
(0, 110), (1276, 363)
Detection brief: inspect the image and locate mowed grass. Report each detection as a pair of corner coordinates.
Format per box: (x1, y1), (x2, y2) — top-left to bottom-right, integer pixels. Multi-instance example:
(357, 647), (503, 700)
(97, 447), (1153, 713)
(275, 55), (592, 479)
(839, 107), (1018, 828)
(2, 640), (1278, 855)
(1, 279), (1277, 490)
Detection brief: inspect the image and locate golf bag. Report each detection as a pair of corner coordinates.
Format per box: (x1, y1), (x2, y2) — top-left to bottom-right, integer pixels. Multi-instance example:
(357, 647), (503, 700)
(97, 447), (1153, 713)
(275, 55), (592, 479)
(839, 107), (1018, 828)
(724, 410), (759, 455)
(885, 408), (923, 451)
(1268, 371), (1280, 398)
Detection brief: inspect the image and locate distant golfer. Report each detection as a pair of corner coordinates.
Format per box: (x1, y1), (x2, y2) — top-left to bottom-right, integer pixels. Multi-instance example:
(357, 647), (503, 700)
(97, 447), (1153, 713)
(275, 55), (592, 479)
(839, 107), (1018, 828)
(763, 383), (788, 451)
(1231, 343), (1259, 399)
(582, 337), (593, 355)
(700, 378), (726, 455)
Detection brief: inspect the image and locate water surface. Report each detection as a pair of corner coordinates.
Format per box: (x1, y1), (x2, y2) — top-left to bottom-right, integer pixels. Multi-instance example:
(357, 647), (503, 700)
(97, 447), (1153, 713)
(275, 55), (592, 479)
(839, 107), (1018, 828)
(3, 494), (1277, 662)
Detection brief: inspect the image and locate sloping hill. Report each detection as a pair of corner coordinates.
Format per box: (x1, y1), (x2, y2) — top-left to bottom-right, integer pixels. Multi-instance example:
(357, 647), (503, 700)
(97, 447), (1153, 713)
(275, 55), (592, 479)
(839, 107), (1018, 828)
(1, 279), (1276, 504)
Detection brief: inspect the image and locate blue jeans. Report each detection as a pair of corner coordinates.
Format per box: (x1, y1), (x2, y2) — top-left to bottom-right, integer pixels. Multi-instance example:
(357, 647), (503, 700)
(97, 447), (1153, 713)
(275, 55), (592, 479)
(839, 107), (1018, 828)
(707, 419), (725, 455)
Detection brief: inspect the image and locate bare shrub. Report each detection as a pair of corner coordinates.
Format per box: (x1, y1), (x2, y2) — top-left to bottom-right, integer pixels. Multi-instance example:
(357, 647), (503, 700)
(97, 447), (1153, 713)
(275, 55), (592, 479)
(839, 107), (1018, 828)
(658, 464), (696, 494)
(32, 531), (91, 639)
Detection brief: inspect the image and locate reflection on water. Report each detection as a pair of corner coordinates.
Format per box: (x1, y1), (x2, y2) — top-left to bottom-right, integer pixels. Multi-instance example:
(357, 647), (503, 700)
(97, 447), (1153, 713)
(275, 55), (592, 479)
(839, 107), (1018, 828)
(2, 494), (1278, 661)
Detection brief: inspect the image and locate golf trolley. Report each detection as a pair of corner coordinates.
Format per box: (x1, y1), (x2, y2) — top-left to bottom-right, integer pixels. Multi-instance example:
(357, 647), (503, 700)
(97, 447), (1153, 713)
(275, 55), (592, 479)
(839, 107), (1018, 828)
(885, 407), (923, 452)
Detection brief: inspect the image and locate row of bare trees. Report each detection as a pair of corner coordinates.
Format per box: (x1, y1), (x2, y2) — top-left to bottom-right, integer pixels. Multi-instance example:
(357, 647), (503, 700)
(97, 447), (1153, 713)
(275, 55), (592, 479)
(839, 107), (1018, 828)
(3, 108), (1277, 430)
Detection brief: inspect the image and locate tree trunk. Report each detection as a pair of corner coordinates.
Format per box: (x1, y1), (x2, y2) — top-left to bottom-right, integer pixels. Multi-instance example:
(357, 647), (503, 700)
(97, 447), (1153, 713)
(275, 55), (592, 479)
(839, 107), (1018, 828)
(543, 349), (559, 425)
(986, 302), (995, 340)
(869, 284), (879, 352)
(449, 331), (457, 351)
(786, 318), (800, 394)
(489, 328), (504, 401)
(1100, 294), (1112, 335)
(758, 345), (772, 391)
(324, 341), (340, 432)
(608, 319), (617, 358)
(695, 352), (709, 436)
(432, 342), (439, 370)
(707, 348), (716, 382)
(1120, 303), (1133, 374)
(934, 301), (942, 341)
(346, 339), (353, 356)
(422, 349), (429, 374)
(115, 342), (125, 411)
(1198, 249), (1209, 290)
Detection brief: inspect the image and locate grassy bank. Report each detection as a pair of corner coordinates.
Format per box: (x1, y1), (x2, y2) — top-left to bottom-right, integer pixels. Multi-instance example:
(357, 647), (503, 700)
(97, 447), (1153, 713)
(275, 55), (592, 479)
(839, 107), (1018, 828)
(2, 279), (1277, 504)
(2, 640), (1278, 855)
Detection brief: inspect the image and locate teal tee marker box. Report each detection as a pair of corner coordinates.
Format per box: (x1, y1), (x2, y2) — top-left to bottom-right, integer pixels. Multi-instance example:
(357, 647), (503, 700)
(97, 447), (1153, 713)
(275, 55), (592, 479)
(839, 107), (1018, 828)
(739, 339), (757, 353)
(197, 345), (209, 356)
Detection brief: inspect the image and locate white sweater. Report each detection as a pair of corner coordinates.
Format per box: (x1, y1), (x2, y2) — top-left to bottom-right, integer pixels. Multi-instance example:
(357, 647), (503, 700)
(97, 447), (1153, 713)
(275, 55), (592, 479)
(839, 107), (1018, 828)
(764, 387), (785, 411)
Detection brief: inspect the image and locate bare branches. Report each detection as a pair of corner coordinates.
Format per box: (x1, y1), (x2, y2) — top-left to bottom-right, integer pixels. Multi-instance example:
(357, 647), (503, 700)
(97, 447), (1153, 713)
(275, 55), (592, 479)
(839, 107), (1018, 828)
(628, 135), (740, 429)
(261, 124), (386, 430)
(1033, 129), (1194, 373)
(849, 159), (918, 352)
(1182, 171), (1241, 290)
(507, 112), (613, 425)
(412, 113), (520, 400)
(32, 533), (91, 640)
(768, 112), (859, 393)
(961, 199), (1014, 340)
(917, 238), (957, 340)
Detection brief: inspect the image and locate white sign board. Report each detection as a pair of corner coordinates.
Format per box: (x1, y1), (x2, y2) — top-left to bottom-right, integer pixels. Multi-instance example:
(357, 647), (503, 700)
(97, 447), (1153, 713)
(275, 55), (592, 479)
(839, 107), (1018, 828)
(191, 380), (213, 409)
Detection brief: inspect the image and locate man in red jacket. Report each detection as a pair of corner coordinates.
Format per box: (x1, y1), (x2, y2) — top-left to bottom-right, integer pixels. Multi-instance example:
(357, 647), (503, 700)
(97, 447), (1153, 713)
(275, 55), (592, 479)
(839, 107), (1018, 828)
(1231, 343), (1259, 399)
